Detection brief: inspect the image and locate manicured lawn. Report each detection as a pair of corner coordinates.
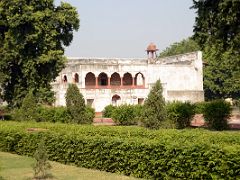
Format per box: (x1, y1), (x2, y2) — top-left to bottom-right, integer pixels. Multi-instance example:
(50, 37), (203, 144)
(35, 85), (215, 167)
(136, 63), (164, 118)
(0, 152), (137, 180)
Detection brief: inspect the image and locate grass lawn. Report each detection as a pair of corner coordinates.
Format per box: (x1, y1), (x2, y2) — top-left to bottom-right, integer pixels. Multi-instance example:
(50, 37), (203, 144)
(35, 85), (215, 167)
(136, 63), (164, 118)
(0, 152), (137, 180)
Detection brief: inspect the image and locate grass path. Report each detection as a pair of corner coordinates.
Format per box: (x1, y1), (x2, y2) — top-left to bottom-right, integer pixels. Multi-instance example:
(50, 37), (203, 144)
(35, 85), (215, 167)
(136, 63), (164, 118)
(0, 152), (137, 180)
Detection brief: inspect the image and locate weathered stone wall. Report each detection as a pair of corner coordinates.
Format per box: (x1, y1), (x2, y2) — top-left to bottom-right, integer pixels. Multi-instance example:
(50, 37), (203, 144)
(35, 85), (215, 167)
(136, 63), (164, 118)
(52, 51), (204, 112)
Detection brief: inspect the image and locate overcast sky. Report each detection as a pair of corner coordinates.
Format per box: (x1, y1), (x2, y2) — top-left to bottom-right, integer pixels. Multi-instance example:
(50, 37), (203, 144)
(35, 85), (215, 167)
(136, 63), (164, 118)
(55, 0), (196, 58)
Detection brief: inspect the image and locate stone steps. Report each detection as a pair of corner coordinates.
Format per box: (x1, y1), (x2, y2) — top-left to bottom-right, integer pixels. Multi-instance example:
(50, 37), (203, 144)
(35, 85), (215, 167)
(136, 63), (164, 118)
(93, 118), (115, 126)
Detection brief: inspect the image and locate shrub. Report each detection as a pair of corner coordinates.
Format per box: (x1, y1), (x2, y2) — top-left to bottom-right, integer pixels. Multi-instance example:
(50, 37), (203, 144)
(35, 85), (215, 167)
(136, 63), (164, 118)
(65, 84), (86, 124)
(37, 106), (71, 123)
(0, 106), (12, 120)
(12, 91), (39, 121)
(166, 101), (195, 129)
(85, 106), (95, 124)
(141, 80), (166, 129)
(111, 105), (138, 125)
(33, 139), (52, 179)
(133, 104), (144, 123)
(194, 101), (207, 114)
(203, 100), (231, 131)
(102, 105), (116, 118)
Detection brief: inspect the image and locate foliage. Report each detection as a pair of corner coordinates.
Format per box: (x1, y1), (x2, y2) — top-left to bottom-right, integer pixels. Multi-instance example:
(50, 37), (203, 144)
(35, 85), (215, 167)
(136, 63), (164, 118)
(33, 139), (51, 179)
(194, 101), (207, 114)
(159, 37), (200, 58)
(65, 84), (87, 124)
(37, 106), (71, 123)
(0, 0), (80, 107)
(192, 0), (240, 99)
(141, 80), (166, 129)
(203, 100), (231, 131)
(102, 105), (116, 118)
(12, 91), (39, 121)
(84, 106), (95, 124)
(0, 162), (2, 180)
(166, 101), (195, 129)
(35, 87), (55, 106)
(0, 105), (12, 120)
(111, 104), (142, 125)
(1, 121), (240, 179)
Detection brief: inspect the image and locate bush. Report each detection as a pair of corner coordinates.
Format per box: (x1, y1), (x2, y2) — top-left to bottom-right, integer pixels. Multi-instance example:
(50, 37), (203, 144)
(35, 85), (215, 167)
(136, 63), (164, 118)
(12, 91), (39, 121)
(166, 101), (195, 129)
(203, 100), (231, 131)
(85, 106), (95, 124)
(1, 121), (240, 179)
(141, 80), (166, 129)
(0, 106), (12, 120)
(65, 84), (87, 124)
(33, 139), (52, 179)
(37, 106), (71, 123)
(102, 105), (116, 118)
(111, 105), (138, 125)
(194, 101), (207, 114)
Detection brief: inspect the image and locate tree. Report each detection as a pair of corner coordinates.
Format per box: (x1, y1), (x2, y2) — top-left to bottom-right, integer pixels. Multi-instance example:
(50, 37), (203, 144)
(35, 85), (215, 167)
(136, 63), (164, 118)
(0, 0), (80, 107)
(192, 0), (240, 99)
(141, 80), (166, 129)
(33, 139), (52, 179)
(65, 84), (88, 124)
(159, 37), (200, 58)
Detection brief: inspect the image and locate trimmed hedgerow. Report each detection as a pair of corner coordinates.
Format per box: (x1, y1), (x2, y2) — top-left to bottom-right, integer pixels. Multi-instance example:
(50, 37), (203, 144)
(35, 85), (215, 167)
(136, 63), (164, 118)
(1, 121), (240, 179)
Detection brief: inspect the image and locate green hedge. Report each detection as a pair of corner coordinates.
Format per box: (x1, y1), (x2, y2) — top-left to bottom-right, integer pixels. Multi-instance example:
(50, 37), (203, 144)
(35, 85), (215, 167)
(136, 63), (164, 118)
(11, 105), (95, 124)
(203, 100), (231, 131)
(166, 101), (195, 129)
(1, 121), (240, 179)
(37, 106), (72, 123)
(102, 105), (116, 118)
(103, 104), (143, 126)
(111, 105), (143, 125)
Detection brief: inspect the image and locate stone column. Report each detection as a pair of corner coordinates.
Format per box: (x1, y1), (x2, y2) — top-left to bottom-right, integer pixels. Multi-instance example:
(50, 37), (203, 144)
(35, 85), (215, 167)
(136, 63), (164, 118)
(120, 77), (123, 88)
(95, 77), (98, 88)
(131, 77), (134, 88)
(108, 77), (111, 88)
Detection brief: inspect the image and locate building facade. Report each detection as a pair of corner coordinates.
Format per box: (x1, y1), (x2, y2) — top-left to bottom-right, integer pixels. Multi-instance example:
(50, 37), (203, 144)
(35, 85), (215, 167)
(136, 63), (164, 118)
(52, 46), (204, 112)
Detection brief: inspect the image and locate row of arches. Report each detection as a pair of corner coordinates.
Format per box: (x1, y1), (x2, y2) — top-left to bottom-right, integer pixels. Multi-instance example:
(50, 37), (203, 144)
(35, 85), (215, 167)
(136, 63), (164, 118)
(86, 72), (145, 87)
(63, 72), (145, 88)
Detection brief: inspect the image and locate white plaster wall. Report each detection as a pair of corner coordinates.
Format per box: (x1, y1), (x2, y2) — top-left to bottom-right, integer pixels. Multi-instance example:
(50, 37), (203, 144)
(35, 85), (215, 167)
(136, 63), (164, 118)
(52, 51), (204, 112)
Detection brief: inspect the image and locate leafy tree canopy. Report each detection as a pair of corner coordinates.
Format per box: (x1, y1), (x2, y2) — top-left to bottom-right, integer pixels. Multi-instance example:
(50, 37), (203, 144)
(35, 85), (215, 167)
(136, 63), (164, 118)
(159, 37), (200, 58)
(0, 0), (80, 107)
(192, 0), (240, 99)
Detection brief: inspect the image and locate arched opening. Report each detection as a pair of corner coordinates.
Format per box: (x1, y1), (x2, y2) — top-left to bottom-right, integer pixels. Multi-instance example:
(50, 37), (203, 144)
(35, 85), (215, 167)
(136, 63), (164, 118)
(123, 73), (133, 86)
(112, 95), (121, 106)
(63, 75), (67, 83)
(134, 73), (145, 86)
(74, 73), (79, 83)
(110, 72), (121, 86)
(98, 72), (108, 86)
(85, 72), (96, 87)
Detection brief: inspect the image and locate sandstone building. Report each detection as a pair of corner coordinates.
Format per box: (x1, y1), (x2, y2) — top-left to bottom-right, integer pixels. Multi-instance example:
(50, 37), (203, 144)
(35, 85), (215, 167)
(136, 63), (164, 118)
(52, 44), (204, 112)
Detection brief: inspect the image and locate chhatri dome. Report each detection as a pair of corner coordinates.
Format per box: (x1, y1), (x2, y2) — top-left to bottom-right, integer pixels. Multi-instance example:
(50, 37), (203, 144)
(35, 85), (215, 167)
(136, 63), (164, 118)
(146, 43), (159, 58)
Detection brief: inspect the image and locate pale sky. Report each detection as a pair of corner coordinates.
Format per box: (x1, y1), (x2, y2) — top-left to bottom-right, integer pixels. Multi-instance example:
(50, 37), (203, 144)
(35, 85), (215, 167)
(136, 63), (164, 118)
(55, 0), (196, 58)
